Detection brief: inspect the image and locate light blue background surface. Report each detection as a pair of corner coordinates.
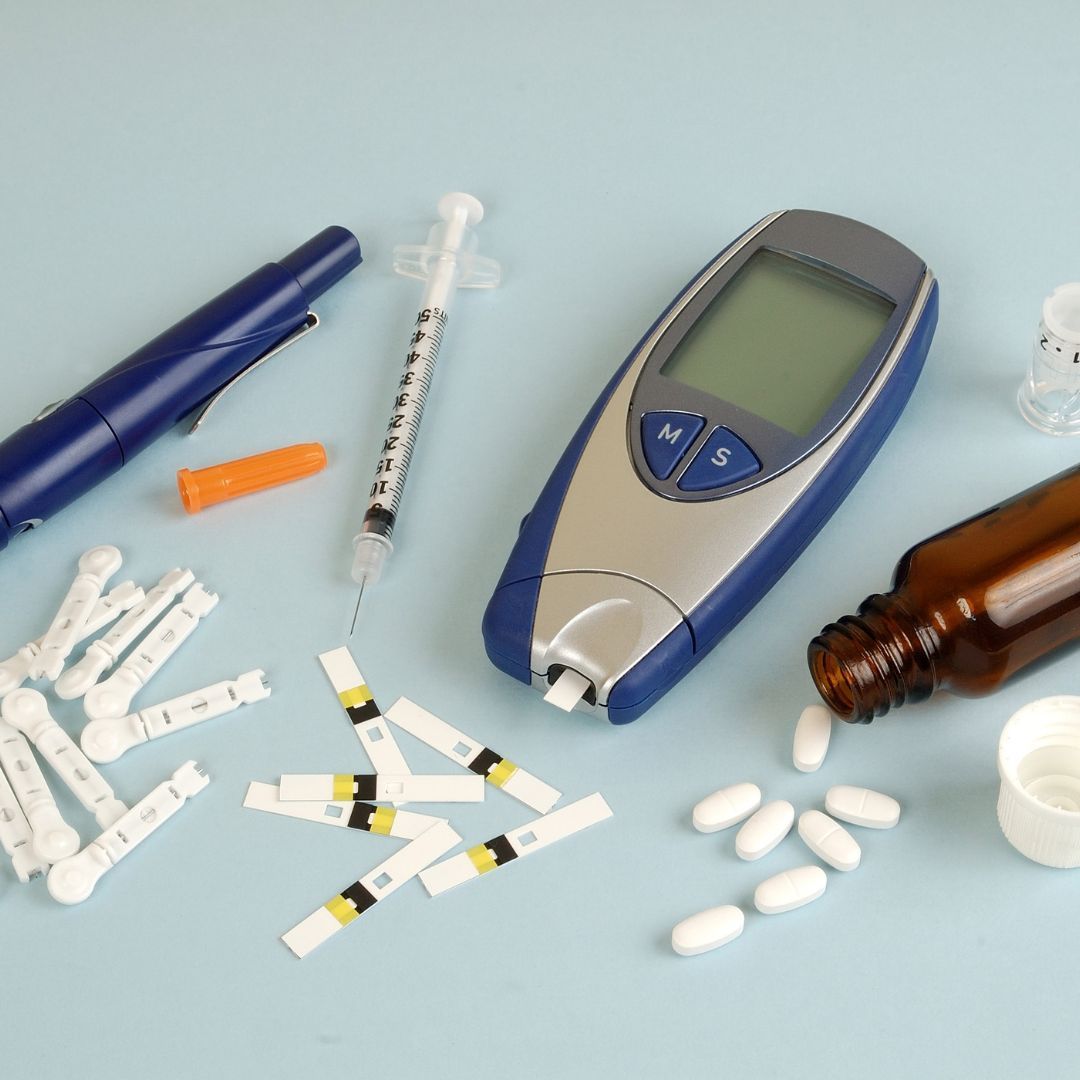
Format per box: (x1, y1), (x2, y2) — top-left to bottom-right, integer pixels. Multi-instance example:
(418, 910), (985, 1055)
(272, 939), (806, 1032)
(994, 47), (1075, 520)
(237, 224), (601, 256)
(2, 3), (1079, 1077)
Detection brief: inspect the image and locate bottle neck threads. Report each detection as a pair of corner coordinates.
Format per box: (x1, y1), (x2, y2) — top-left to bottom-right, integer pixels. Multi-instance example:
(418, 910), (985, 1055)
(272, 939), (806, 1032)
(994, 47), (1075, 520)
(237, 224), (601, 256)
(808, 593), (941, 723)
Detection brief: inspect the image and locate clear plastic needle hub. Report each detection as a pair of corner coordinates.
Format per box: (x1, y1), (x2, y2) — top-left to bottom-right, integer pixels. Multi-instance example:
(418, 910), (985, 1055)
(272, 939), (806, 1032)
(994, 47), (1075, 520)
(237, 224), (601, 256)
(349, 192), (501, 630)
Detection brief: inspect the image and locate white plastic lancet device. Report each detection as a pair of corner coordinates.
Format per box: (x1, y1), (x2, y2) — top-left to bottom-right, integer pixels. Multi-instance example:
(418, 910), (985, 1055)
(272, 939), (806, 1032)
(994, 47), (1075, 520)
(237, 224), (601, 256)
(0, 580), (142, 697)
(47, 761), (209, 905)
(0, 756), (50, 881)
(81, 669), (271, 764)
(348, 192), (501, 632)
(54, 568), (195, 700)
(82, 582), (219, 720)
(2, 689), (128, 828)
(0, 717), (80, 862)
(29, 545), (123, 681)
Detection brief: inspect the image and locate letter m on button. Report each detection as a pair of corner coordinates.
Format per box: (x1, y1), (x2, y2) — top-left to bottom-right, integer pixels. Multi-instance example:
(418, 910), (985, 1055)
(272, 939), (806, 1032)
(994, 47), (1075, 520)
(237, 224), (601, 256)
(641, 411), (705, 481)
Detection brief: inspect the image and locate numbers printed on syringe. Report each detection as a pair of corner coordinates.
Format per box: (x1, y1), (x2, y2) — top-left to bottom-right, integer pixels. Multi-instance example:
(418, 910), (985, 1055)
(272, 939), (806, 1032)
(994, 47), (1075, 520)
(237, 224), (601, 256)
(368, 306), (448, 535)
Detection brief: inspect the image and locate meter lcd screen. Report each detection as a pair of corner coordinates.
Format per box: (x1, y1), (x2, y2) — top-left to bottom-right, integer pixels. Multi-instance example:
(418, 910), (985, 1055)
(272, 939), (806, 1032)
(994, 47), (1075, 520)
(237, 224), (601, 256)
(659, 249), (896, 437)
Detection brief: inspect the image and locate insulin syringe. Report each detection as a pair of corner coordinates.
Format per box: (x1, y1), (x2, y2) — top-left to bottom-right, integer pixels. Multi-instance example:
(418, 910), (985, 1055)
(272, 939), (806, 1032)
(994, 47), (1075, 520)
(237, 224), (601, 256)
(349, 193), (501, 632)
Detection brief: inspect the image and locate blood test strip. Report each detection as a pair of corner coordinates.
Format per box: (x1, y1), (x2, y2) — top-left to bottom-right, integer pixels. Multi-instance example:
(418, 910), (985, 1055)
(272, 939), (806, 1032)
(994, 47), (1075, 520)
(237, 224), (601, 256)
(278, 773), (484, 804)
(282, 820), (461, 958)
(419, 792), (613, 897)
(386, 697), (561, 813)
(317, 648), (411, 802)
(243, 781), (444, 840)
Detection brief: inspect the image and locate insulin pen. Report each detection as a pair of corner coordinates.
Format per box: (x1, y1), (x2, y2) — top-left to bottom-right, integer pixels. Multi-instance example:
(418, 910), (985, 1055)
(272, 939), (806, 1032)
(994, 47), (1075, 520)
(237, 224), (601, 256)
(0, 227), (362, 553)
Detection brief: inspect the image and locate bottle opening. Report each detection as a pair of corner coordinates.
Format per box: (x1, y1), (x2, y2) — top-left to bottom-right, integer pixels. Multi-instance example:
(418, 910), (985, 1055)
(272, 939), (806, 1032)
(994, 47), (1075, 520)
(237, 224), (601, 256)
(808, 646), (858, 720)
(807, 595), (940, 724)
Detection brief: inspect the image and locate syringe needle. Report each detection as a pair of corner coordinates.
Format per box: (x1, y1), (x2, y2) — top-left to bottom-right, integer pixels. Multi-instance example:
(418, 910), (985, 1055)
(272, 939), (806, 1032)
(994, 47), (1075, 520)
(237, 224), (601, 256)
(349, 583), (365, 638)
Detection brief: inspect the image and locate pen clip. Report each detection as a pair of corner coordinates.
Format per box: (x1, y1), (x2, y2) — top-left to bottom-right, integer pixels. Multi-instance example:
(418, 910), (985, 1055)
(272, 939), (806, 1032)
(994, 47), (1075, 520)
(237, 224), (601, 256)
(188, 311), (320, 434)
(33, 400), (66, 422)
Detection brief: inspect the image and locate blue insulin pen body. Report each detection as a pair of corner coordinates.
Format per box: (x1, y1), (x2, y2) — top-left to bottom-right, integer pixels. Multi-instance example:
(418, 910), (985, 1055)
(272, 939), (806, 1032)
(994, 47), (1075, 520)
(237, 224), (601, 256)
(483, 210), (939, 724)
(0, 226), (361, 552)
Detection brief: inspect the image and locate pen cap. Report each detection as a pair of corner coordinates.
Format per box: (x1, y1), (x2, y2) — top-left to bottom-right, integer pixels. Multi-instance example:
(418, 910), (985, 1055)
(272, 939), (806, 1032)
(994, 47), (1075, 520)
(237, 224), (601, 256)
(177, 442), (327, 513)
(279, 226), (362, 301)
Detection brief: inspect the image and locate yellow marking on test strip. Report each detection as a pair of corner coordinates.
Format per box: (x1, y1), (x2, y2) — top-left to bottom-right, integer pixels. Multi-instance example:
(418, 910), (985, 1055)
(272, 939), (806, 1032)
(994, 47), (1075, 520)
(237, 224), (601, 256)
(486, 758), (519, 788)
(332, 774), (355, 801)
(370, 807), (396, 836)
(325, 894), (359, 926)
(338, 684), (373, 709)
(467, 843), (498, 875)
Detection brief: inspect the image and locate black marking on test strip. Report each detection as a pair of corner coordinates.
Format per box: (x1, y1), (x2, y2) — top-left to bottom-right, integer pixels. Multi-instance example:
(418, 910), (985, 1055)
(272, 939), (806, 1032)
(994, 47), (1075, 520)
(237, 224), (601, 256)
(341, 881), (378, 914)
(347, 802), (379, 832)
(346, 700), (381, 726)
(486, 833), (519, 866)
(352, 775), (378, 801)
(468, 747), (502, 777)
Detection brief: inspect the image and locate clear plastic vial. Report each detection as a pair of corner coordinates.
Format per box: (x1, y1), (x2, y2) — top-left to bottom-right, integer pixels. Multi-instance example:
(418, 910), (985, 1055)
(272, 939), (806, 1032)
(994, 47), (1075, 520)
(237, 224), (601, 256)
(1018, 283), (1080, 435)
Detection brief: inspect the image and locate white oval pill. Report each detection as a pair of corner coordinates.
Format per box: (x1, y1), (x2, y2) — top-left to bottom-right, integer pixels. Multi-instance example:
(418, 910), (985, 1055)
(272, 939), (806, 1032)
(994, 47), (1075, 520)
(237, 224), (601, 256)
(754, 865), (827, 914)
(692, 782), (762, 833)
(825, 784), (901, 829)
(671, 904), (745, 956)
(793, 704), (832, 772)
(735, 799), (794, 860)
(798, 809), (861, 871)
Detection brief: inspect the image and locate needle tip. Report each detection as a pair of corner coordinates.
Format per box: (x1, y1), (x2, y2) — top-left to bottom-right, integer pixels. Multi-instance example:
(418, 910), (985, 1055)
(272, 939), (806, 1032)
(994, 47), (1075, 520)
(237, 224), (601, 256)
(349, 583), (365, 637)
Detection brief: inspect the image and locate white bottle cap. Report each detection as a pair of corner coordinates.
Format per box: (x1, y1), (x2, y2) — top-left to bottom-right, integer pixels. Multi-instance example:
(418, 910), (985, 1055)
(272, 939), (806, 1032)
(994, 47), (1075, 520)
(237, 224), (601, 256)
(997, 695), (1080, 867)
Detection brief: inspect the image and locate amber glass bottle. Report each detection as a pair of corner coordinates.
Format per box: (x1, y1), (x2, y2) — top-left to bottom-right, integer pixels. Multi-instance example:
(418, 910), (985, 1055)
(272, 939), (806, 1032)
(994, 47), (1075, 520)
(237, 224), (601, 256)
(808, 465), (1080, 723)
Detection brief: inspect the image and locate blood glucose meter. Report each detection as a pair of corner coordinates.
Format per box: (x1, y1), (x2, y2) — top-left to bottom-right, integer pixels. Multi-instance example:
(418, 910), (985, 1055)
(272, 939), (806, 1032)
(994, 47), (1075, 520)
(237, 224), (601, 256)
(483, 210), (938, 723)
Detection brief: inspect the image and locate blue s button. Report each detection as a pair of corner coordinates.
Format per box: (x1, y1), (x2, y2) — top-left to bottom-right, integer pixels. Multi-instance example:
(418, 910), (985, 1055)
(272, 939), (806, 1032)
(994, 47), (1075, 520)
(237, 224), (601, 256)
(641, 411), (705, 480)
(677, 427), (761, 491)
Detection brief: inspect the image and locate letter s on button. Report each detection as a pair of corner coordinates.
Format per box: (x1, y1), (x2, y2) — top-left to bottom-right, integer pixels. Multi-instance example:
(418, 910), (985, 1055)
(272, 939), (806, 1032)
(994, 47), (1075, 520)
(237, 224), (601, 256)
(711, 447), (731, 467)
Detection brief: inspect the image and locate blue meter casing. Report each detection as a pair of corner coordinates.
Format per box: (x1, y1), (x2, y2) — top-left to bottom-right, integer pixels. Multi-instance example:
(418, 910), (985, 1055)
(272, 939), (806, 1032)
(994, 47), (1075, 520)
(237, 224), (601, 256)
(482, 210), (939, 724)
